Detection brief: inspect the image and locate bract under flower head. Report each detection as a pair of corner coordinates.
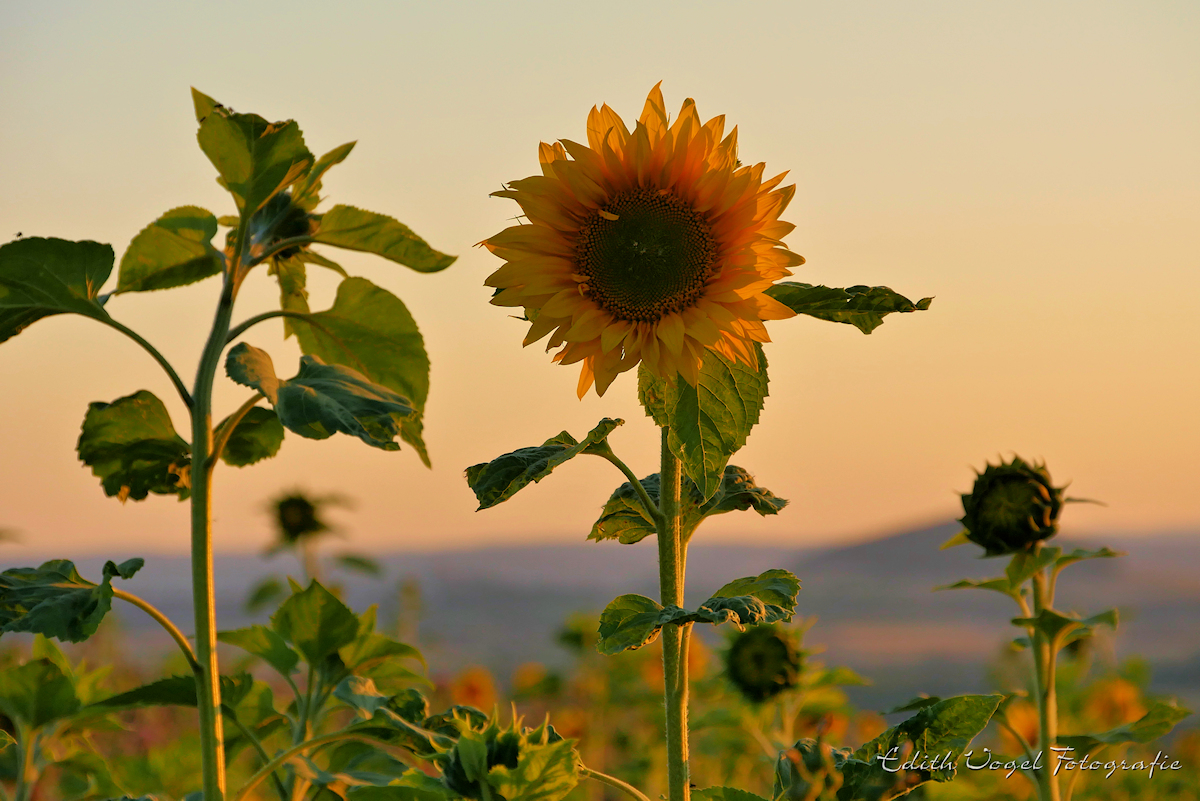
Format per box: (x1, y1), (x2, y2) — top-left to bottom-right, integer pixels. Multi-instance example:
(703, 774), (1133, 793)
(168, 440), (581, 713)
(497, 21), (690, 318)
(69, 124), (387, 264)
(959, 456), (1066, 556)
(483, 83), (802, 397)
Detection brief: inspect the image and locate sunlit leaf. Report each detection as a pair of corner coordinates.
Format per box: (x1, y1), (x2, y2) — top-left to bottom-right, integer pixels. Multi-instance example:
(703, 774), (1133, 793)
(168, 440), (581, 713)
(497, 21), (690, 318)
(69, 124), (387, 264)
(0, 558), (143, 643)
(116, 206), (224, 293)
(1011, 607), (1118, 642)
(271, 580), (360, 665)
(294, 141), (356, 205)
(638, 346), (768, 502)
(192, 88), (313, 215)
(0, 237), (113, 344)
(933, 577), (1017, 599)
(226, 344), (415, 450)
(291, 277), (432, 464)
(485, 724), (579, 801)
(1053, 546), (1125, 575)
(218, 625), (299, 676)
(1058, 700), (1191, 753)
(217, 406), (284, 467)
(466, 419), (623, 510)
(765, 282), (933, 335)
(589, 465), (786, 544)
(88, 673), (256, 711)
(77, 390), (191, 501)
(0, 658), (80, 728)
(314, 205), (455, 273)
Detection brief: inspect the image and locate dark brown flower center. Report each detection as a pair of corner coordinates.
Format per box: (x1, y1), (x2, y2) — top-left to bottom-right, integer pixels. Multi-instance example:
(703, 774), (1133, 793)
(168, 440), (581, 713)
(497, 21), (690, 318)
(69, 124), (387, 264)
(575, 189), (717, 322)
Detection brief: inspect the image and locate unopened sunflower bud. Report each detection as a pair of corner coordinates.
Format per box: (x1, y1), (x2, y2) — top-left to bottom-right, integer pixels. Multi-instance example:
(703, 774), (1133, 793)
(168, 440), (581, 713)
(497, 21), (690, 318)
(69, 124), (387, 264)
(726, 624), (802, 703)
(959, 456), (1065, 556)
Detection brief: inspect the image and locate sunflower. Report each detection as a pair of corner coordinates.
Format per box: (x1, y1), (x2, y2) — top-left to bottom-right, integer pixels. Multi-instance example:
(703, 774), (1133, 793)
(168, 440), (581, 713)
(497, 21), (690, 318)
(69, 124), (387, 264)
(483, 83), (803, 397)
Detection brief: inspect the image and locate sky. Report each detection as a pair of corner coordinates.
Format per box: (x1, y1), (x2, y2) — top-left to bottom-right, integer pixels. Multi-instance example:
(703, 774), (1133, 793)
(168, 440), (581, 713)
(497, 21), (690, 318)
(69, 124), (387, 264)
(1, 1), (1197, 557)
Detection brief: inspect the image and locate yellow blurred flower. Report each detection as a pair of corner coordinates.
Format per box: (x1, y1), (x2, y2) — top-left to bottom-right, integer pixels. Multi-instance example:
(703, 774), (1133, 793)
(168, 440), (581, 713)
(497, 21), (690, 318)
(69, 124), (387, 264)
(450, 665), (497, 711)
(999, 699), (1040, 755)
(484, 83), (801, 397)
(1084, 678), (1146, 727)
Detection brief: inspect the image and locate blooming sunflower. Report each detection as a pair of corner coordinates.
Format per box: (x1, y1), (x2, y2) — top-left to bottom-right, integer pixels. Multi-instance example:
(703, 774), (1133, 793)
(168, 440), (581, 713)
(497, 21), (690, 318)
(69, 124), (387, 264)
(483, 83), (803, 397)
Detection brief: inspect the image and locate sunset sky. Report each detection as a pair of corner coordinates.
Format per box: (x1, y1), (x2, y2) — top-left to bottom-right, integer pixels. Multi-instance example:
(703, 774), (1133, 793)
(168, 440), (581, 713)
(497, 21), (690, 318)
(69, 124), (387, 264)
(1, 1), (1197, 557)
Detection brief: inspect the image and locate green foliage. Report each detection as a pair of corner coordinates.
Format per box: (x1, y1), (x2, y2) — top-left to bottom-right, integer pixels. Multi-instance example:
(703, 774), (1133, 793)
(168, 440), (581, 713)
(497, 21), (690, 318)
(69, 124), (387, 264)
(771, 694), (1002, 801)
(589, 465), (787, 544)
(0, 657), (81, 729)
(88, 673), (257, 712)
(1058, 700), (1192, 753)
(637, 346), (768, 502)
(694, 788), (771, 801)
(1012, 607), (1119, 644)
(0, 558), (143, 643)
(764, 282), (933, 335)
(217, 625), (299, 676)
(226, 344), (415, 450)
(270, 579), (361, 665)
(0, 237), (114, 344)
(192, 88), (314, 216)
(465, 419), (624, 510)
(77, 390), (191, 502)
(314, 205), (456, 273)
(289, 276), (433, 465)
(437, 713), (579, 801)
(116, 206), (224, 293)
(596, 570), (800, 655)
(216, 406), (284, 467)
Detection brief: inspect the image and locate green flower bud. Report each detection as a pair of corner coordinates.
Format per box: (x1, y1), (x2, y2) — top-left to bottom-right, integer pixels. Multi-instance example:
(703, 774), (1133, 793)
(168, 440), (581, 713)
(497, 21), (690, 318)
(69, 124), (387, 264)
(249, 191), (315, 260)
(725, 624), (803, 703)
(438, 714), (568, 801)
(959, 456), (1065, 556)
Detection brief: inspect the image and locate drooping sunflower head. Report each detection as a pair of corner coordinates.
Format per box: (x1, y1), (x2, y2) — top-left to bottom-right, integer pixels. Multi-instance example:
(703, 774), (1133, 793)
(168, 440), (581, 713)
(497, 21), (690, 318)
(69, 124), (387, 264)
(484, 83), (802, 397)
(725, 624), (803, 704)
(959, 456), (1066, 556)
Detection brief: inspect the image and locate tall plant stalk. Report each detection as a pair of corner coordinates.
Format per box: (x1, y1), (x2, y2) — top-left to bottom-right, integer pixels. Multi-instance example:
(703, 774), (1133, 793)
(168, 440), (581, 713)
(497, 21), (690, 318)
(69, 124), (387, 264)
(190, 273), (239, 800)
(1031, 551), (1060, 801)
(656, 428), (690, 801)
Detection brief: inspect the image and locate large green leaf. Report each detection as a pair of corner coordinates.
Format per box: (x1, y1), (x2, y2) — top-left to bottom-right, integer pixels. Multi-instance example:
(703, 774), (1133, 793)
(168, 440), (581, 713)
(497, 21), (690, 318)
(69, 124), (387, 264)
(192, 88), (313, 216)
(217, 406), (284, 467)
(314, 205), (455, 273)
(294, 141), (357, 205)
(596, 570), (800, 655)
(637, 346), (768, 502)
(226, 344), (414, 450)
(765, 282), (933, 335)
(0, 658), (80, 729)
(838, 694), (1003, 799)
(77, 390), (191, 501)
(0, 237), (113, 344)
(465, 419), (623, 510)
(290, 277), (432, 465)
(271, 580), (360, 665)
(0, 558), (143, 643)
(589, 465), (787, 544)
(116, 206), (224, 293)
(87, 673), (256, 711)
(218, 625), (299, 676)
(1058, 700), (1191, 753)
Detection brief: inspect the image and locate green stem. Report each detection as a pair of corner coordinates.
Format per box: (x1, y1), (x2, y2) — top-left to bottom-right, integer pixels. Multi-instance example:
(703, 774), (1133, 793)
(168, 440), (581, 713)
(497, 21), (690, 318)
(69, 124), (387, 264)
(596, 449), (663, 526)
(656, 427), (690, 801)
(101, 317), (193, 408)
(225, 310), (315, 345)
(13, 726), (36, 801)
(248, 236), (316, 268)
(112, 588), (200, 672)
(226, 714), (289, 801)
(232, 731), (384, 801)
(191, 275), (238, 800)
(1031, 552), (1060, 801)
(579, 766), (654, 801)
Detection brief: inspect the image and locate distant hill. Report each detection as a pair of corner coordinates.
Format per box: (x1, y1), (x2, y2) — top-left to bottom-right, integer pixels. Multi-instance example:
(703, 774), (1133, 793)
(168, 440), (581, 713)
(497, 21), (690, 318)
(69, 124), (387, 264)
(4, 524), (1198, 712)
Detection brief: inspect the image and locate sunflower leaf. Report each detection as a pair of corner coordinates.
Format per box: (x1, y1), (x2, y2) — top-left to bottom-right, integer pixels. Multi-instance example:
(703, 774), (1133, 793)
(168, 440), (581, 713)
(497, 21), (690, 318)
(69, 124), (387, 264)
(465, 419), (624, 510)
(225, 344), (415, 450)
(77, 390), (191, 502)
(218, 625), (299, 676)
(765, 282), (933, 334)
(589, 465), (786, 545)
(0, 558), (144, 643)
(596, 570), (800, 655)
(271, 580), (360, 665)
(639, 346), (768, 502)
(192, 89), (314, 215)
(116, 206), (224, 293)
(1057, 700), (1191, 753)
(217, 406), (284, 467)
(0, 237), (114, 345)
(0, 659), (80, 729)
(289, 277), (432, 465)
(313, 205), (456, 273)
